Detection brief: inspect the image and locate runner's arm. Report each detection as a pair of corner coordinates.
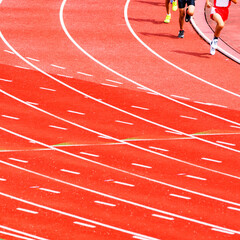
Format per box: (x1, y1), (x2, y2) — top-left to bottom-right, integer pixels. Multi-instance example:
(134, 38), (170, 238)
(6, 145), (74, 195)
(206, 0), (212, 7)
(231, 0), (237, 4)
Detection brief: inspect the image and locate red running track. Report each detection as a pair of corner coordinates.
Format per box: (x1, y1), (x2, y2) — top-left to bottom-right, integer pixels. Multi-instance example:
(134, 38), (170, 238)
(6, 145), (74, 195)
(0, 0), (239, 239)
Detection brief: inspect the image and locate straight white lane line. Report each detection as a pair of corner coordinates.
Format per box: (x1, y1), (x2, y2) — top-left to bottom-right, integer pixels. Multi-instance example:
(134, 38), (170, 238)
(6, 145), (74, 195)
(0, 231), (35, 240)
(169, 194), (191, 200)
(201, 157), (222, 163)
(80, 152), (99, 157)
(180, 115), (198, 120)
(152, 214), (174, 221)
(171, 95), (190, 100)
(230, 125), (240, 129)
(67, 110), (85, 115)
(115, 120), (133, 125)
(26, 57), (40, 62)
(194, 101), (228, 108)
(49, 125), (67, 130)
(186, 175), (207, 181)
(149, 146), (169, 152)
(0, 178), (6, 181)
(74, 221), (96, 228)
(227, 206), (240, 212)
(211, 228), (235, 235)
(39, 188), (60, 194)
(4, 49), (14, 54)
(9, 157), (28, 163)
(2, 114), (19, 120)
(94, 200), (116, 207)
(16, 208), (38, 214)
(77, 71), (93, 77)
(216, 141), (236, 146)
(131, 105), (149, 110)
(51, 64), (66, 69)
(165, 130), (183, 135)
(131, 163), (152, 169)
(60, 169), (80, 175)
(39, 87), (56, 92)
(114, 181), (135, 187)
(0, 78), (12, 82)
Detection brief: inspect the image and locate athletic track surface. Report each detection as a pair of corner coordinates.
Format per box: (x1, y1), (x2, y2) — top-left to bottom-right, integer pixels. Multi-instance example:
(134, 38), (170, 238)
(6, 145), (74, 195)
(0, 0), (239, 239)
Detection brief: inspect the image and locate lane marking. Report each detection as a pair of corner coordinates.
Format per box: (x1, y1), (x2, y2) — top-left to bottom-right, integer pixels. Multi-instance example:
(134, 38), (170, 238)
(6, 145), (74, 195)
(0, 178), (6, 181)
(101, 83), (118, 88)
(0, 78), (12, 82)
(230, 125), (240, 129)
(14, 65), (30, 70)
(25, 101), (39, 106)
(133, 236), (160, 240)
(152, 214), (174, 221)
(60, 169), (80, 175)
(57, 74), (73, 78)
(16, 208), (38, 214)
(51, 64), (66, 69)
(165, 130), (182, 135)
(106, 79), (123, 84)
(171, 95), (190, 100)
(9, 157), (28, 163)
(73, 221), (96, 228)
(131, 163), (152, 169)
(149, 146), (169, 152)
(216, 141), (236, 146)
(49, 125), (67, 130)
(201, 157), (222, 163)
(180, 115), (197, 120)
(80, 152), (99, 157)
(227, 206), (240, 212)
(146, 91), (158, 95)
(211, 228), (235, 235)
(67, 109), (85, 115)
(94, 200), (116, 207)
(170, 194), (191, 200)
(39, 87), (56, 92)
(194, 101), (228, 108)
(0, 231), (35, 240)
(77, 71), (93, 77)
(131, 105), (149, 110)
(26, 57), (40, 62)
(4, 49), (14, 54)
(115, 120), (133, 125)
(39, 188), (60, 194)
(1, 114), (19, 120)
(185, 175), (207, 181)
(114, 181), (135, 187)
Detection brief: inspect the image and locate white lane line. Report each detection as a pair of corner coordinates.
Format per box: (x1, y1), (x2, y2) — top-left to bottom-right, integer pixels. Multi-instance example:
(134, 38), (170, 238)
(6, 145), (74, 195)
(26, 57), (40, 62)
(17, 208), (38, 214)
(60, 169), (80, 175)
(201, 157), (222, 163)
(1, 114), (19, 120)
(211, 228), (235, 235)
(0, 231), (35, 240)
(105, 79), (123, 84)
(165, 130), (183, 135)
(49, 125), (67, 130)
(74, 221), (96, 228)
(9, 157), (28, 163)
(0, 178), (6, 181)
(115, 120), (133, 125)
(39, 87), (56, 92)
(149, 146), (169, 152)
(57, 74), (73, 78)
(230, 125), (240, 129)
(80, 152), (99, 157)
(0, 225), (48, 240)
(0, 78), (12, 82)
(101, 83), (118, 88)
(131, 163), (152, 169)
(98, 135), (112, 139)
(67, 109), (85, 115)
(152, 214), (174, 221)
(133, 236), (160, 240)
(170, 194), (191, 200)
(194, 101), (228, 108)
(39, 188), (60, 194)
(51, 64), (66, 69)
(131, 105), (149, 110)
(227, 206), (240, 212)
(14, 65), (30, 70)
(137, 86), (148, 90)
(4, 49), (14, 54)
(77, 71), (93, 77)
(216, 141), (236, 146)
(146, 91), (158, 95)
(171, 95), (190, 100)
(180, 115), (198, 120)
(94, 200), (116, 207)
(114, 181), (135, 187)
(25, 101), (39, 106)
(185, 175), (207, 181)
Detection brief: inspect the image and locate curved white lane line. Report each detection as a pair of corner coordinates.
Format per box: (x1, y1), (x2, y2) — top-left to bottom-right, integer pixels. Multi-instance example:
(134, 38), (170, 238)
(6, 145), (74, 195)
(1, 89), (240, 180)
(124, 0), (240, 97)
(1, 192), (240, 237)
(1, 127), (240, 206)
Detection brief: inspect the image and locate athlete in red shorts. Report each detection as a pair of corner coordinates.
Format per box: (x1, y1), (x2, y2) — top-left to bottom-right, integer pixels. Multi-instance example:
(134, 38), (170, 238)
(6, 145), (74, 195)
(206, 0), (238, 55)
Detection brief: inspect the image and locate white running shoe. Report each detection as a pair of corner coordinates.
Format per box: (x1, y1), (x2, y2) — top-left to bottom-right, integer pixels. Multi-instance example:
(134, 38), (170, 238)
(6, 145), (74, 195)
(210, 39), (218, 55)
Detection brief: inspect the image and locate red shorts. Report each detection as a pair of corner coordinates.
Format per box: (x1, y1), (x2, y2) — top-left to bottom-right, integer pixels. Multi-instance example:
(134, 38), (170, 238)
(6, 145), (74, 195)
(210, 7), (229, 22)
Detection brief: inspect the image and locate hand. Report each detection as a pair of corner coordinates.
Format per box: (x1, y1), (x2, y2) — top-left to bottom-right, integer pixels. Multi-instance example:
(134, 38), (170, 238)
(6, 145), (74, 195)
(206, 1), (212, 7)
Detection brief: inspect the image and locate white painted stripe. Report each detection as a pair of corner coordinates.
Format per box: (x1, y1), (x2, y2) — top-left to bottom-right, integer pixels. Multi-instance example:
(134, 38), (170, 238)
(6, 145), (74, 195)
(146, 91), (159, 95)
(227, 206), (240, 212)
(149, 146), (169, 152)
(170, 194), (191, 200)
(101, 83), (118, 88)
(211, 228), (235, 235)
(67, 110), (85, 115)
(165, 130), (182, 135)
(39, 188), (60, 194)
(94, 201), (116, 207)
(131, 163), (152, 169)
(171, 95), (190, 100)
(230, 125), (240, 129)
(105, 79), (123, 84)
(4, 49), (14, 54)
(26, 57), (40, 62)
(0, 78), (12, 82)
(114, 181), (135, 187)
(216, 141), (236, 146)
(98, 135), (112, 139)
(49, 125), (67, 130)
(0, 178), (6, 181)
(14, 65), (30, 70)
(1, 114), (19, 120)
(133, 236), (159, 240)
(193, 101), (228, 108)
(152, 214), (174, 221)
(9, 157), (28, 163)
(0, 225), (48, 240)
(51, 64), (66, 69)
(0, 231), (35, 240)
(77, 71), (93, 77)
(131, 105), (149, 110)
(60, 169), (80, 175)
(180, 115), (198, 120)
(80, 152), (99, 157)
(115, 120), (133, 125)
(137, 86), (148, 90)
(201, 157), (222, 163)
(25, 101), (39, 106)
(17, 208), (38, 214)
(57, 74), (73, 78)
(74, 221), (96, 228)
(40, 87), (56, 92)
(186, 175), (207, 181)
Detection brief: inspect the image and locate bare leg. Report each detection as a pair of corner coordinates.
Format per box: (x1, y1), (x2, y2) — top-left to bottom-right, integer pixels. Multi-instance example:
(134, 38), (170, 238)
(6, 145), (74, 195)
(187, 5), (195, 16)
(179, 8), (185, 30)
(212, 13), (225, 37)
(165, 0), (171, 14)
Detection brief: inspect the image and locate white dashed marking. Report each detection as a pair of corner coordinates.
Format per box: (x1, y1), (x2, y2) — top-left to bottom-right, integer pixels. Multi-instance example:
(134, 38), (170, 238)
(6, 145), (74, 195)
(227, 206), (240, 212)
(115, 120), (133, 125)
(152, 214), (174, 221)
(77, 71), (93, 77)
(4, 50), (14, 54)
(14, 65), (30, 70)
(94, 201), (116, 207)
(67, 110), (85, 115)
(149, 146), (169, 152)
(216, 141), (236, 146)
(180, 115), (197, 120)
(49, 125), (67, 130)
(131, 163), (152, 169)
(170, 194), (191, 200)
(114, 181), (135, 187)
(165, 130), (182, 135)
(0, 178), (6, 181)
(201, 157), (222, 163)
(74, 221), (96, 228)
(101, 83), (118, 88)
(51, 64), (66, 69)
(39, 188), (60, 194)
(186, 175), (207, 181)
(146, 91), (158, 95)
(230, 125), (240, 129)
(9, 158), (28, 163)
(80, 152), (99, 157)
(26, 101), (39, 106)
(171, 95), (190, 100)
(60, 169), (80, 175)
(105, 79), (123, 84)
(57, 74), (73, 78)
(0, 78), (12, 82)
(211, 228), (234, 235)
(17, 208), (38, 214)
(131, 105), (149, 110)
(26, 57), (40, 62)
(2, 115), (19, 120)
(40, 87), (56, 92)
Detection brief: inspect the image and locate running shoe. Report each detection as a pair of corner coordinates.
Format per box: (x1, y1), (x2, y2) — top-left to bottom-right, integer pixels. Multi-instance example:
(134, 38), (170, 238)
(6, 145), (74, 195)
(164, 14), (171, 23)
(210, 38), (218, 55)
(185, 8), (191, 22)
(172, 1), (178, 11)
(178, 30), (184, 38)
